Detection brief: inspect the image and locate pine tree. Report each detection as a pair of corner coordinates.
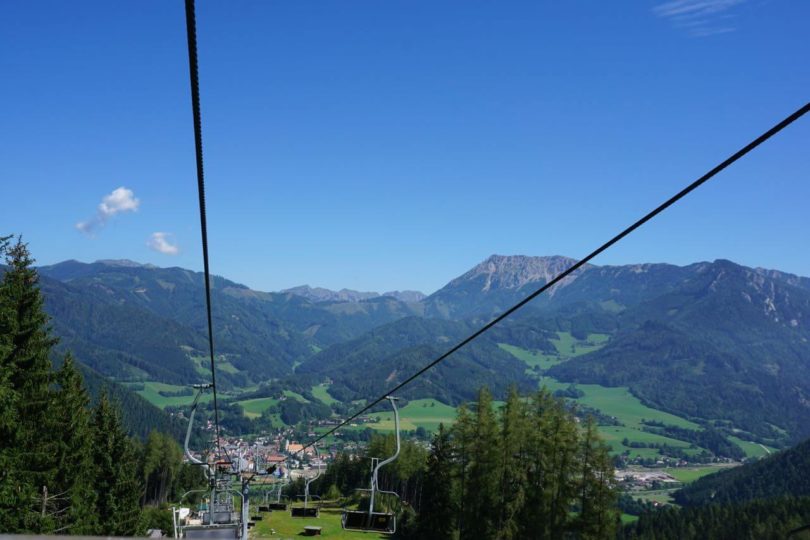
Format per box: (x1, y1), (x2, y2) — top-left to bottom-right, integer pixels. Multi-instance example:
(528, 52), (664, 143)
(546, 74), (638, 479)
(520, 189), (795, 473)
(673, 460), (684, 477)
(520, 388), (579, 539)
(461, 387), (501, 540)
(453, 402), (474, 538)
(0, 238), (59, 532)
(415, 423), (457, 540)
(142, 431), (183, 506)
(576, 416), (618, 539)
(91, 390), (142, 535)
(49, 354), (98, 534)
(0, 235), (24, 531)
(497, 387), (529, 540)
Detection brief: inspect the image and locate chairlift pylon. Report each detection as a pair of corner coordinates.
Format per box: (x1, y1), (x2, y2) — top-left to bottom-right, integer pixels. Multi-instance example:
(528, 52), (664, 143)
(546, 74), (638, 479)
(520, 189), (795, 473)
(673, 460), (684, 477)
(174, 384), (247, 539)
(342, 396), (401, 534)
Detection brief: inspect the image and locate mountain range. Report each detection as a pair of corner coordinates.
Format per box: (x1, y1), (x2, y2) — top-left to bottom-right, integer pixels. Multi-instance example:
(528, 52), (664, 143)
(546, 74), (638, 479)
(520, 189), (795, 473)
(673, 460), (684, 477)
(33, 254), (810, 443)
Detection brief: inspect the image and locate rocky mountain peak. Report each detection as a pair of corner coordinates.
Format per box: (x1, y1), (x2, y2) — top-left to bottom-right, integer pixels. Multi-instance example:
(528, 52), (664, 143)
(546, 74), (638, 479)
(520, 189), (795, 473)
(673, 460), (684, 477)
(450, 254), (587, 292)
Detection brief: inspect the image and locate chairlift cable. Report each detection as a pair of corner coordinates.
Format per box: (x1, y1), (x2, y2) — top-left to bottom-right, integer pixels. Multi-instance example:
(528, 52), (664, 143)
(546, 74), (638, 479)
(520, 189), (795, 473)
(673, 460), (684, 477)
(184, 0), (224, 457)
(296, 101), (810, 456)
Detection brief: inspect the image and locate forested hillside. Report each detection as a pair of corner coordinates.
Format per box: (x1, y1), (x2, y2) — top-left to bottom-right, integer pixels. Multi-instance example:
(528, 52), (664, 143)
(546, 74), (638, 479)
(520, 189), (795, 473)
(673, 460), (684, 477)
(0, 239), (202, 534)
(673, 437), (810, 505)
(28, 253), (810, 445)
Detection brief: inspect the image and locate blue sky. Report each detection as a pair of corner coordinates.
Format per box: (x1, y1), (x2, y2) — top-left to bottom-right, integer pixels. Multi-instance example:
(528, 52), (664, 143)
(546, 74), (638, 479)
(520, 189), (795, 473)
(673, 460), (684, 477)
(1, 1), (808, 294)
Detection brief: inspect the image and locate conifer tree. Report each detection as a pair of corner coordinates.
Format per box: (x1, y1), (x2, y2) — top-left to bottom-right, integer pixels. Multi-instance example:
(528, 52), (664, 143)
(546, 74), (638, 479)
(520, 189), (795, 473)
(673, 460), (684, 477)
(497, 387), (529, 540)
(461, 387), (501, 540)
(0, 238), (59, 532)
(415, 423), (457, 540)
(91, 390), (142, 535)
(50, 354), (98, 534)
(142, 431), (183, 506)
(0, 235), (24, 531)
(453, 402), (474, 538)
(576, 416), (618, 539)
(520, 388), (579, 538)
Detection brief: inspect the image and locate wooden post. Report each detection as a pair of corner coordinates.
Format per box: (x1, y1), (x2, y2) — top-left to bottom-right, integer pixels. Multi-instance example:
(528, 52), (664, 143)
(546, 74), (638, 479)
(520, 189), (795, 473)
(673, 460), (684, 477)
(41, 485), (48, 518)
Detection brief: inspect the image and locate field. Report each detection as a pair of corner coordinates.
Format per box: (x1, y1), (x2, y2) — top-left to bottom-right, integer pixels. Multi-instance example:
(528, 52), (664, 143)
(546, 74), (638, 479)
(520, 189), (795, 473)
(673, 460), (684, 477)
(551, 332), (610, 357)
(125, 381), (213, 409)
(663, 466), (729, 483)
(369, 398), (458, 432)
(500, 342), (709, 456)
(728, 436), (777, 459)
(498, 343), (560, 370)
(251, 506), (387, 539)
(238, 397), (280, 419)
(635, 489), (679, 506)
(311, 383), (339, 405)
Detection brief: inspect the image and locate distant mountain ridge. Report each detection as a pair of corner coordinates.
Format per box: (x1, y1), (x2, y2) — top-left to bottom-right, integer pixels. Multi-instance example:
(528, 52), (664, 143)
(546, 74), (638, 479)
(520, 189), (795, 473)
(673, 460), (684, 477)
(32, 255), (810, 442)
(282, 284), (426, 304)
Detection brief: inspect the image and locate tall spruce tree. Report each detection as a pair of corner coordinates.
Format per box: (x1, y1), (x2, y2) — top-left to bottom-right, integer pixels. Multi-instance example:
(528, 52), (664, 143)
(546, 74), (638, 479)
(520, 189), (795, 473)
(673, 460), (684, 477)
(0, 235), (24, 531)
(576, 416), (618, 539)
(461, 387), (501, 540)
(0, 239), (59, 532)
(415, 423), (457, 540)
(520, 388), (580, 539)
(142, 431), (183, 506)
(497, 387), (529, 540)
(453, 402), (474, 538)
(91, 390), (142, 535)
(50, 355), (98, 534)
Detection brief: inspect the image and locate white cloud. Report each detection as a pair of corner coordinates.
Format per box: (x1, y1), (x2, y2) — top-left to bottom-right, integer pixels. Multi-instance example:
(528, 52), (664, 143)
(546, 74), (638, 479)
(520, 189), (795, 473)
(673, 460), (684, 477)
(653, 0), (745, 36)
(147, 232), (179, 255)
(76, 187), (140, 235)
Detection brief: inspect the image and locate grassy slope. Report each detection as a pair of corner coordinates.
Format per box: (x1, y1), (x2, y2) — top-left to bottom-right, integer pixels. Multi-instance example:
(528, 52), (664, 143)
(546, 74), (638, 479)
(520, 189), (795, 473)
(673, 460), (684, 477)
(728, 436), (777, 458)
(499, 336), (707, 458)
(125, 381), (213, 409)
(239, 397), (281, 419)
(369, 398), (458, 432)
(311, 383), (339, 405)
(251, 507), (386, 539)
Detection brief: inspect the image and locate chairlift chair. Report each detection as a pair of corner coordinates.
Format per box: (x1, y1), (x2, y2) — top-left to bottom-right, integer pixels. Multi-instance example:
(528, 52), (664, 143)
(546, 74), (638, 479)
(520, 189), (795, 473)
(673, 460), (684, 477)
(342, 396), (401, 534)
(290, 445), (323, 518)
(174, 384), (247, 539)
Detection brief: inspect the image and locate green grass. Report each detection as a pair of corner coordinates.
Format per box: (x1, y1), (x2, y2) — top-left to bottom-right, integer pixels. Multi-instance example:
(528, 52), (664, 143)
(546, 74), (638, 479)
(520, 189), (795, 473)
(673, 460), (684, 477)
(635, 489), (679, 506)
(311, 384), (339, 406)
(370, 399), (458, 432)
(237, 397), (280, 419)
(251, 506), (387, 539)
(728, 436), (777, 459)
(190, 354), (241, 375)
(540, 378), (699, 431)
(284, 390), (309, 403)
(125, 381), (212, 409)
(663, 466), (725, 483)
(500, 334), (611, 375)
(550, 332), (610, 357)
(537, 376), (702, 455)
(498, 343), (561, 370)
(621, 513), (639, 524)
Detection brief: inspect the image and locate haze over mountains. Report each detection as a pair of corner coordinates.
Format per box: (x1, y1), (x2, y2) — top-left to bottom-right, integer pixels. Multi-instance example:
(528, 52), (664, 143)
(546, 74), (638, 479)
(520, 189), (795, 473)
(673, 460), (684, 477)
(33, 254), (810, 444)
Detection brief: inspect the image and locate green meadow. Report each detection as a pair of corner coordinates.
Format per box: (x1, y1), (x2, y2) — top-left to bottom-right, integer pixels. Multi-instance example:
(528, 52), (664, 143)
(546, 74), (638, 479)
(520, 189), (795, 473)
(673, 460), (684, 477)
(237, 397), (280, 419)
(311, 383), (339, 405)
(369, 398), (458, 432)
(125, 381), (213, 409)
(728, 436), (777, 459)
(251, 506), (386, 539)
(663, 466), (729, 483)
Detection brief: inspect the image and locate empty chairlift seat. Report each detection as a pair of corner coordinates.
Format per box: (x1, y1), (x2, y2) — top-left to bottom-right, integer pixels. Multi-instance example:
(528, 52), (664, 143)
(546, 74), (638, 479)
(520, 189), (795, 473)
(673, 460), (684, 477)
(290, 506), (320, 518)
(341, 396), (402, 535)
(342, 510), (395, 533)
